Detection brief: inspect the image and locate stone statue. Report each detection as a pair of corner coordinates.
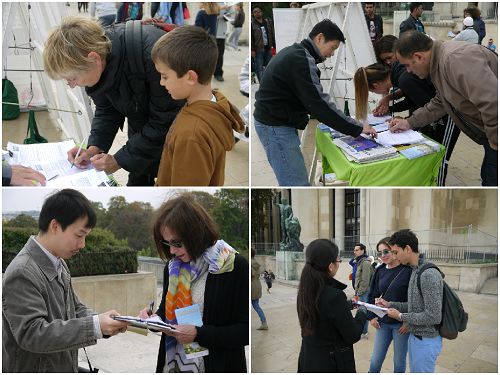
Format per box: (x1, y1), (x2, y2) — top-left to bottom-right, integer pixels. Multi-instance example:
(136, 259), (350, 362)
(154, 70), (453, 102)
(275, 197), (304, 252)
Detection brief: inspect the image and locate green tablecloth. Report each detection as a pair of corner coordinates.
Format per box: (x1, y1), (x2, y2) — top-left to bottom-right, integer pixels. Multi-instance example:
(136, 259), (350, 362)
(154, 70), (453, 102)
(316, 128), (446, 186)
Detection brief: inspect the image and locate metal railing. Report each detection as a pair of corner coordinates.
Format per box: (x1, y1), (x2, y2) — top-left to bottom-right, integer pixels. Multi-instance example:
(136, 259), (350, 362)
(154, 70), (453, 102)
(252, 226), (497, 264)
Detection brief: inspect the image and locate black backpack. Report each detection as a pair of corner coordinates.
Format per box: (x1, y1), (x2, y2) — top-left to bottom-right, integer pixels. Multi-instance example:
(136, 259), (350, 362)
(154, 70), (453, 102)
(417, 263), (468, 340)
(124, 20), (149, 106)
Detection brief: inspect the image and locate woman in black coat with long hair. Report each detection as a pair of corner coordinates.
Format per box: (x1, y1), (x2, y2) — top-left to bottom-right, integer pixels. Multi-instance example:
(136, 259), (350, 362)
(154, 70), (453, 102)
(297, 239), (367, 373)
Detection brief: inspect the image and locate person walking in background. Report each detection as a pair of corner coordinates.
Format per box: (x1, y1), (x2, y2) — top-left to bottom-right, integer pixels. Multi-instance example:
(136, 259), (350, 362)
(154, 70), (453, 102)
(399, 2), (424, 36)
(297, 239), (367, 372)
(251, 6), (275, 82)
(139, 193), (248, 372)
(263, 269), (275, 293)
(227, 2), (245, 51)
(353, 243), (372, 339)
(376, 229), (444, 373)
(251, 248), (268, 330)
(364, 2), (383, 44)
(367, 237), (412, 373)
(195, 2), (219, 37)
(214, 3), (231, 82)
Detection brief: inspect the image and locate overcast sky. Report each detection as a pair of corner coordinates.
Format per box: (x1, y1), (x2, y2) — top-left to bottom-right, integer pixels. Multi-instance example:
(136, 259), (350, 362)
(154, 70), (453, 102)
(2, 188), (221, 212)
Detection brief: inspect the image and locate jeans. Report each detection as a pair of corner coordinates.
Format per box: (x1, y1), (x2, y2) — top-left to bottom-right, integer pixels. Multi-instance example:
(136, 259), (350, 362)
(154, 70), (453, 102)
(368, 322), (409, 373)
(251, 299), (266, 323)
(99, 14), (116, 26)
(215, 38), (225, 77)
(408, 334), (442, 373)
(254, 119), (310, 186)
(481, 141), (497, 186)
(358, 292), (369, 334)
(227, 27), (243, 49)
(254, 48), (272, 82)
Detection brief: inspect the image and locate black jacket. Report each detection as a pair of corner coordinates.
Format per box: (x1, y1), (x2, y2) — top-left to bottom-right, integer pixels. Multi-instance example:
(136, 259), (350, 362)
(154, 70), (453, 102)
(254, 38), (363, 136)
(390, 61), (436, 114)
(86, 23), (184, 178)
(298, 278), (366, 373)
(365, 14), (383, 42)
(155, 254), (249, 373)
(367, 264), (412, 323)
(399, 15), (425, 36)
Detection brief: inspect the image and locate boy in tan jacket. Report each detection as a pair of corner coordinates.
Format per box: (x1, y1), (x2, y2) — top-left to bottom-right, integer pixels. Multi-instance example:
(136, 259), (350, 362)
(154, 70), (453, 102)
(152, 26), (245, 186)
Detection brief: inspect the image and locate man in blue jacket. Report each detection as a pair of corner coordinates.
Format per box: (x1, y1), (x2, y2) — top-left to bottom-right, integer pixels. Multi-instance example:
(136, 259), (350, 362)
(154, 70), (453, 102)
(254, 19), (376, 186)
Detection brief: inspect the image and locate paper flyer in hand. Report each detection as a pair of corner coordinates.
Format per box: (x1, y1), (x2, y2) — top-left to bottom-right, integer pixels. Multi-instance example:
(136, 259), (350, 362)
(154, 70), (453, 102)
(355, 301), (388, 318)
(175, 304), (209, 359)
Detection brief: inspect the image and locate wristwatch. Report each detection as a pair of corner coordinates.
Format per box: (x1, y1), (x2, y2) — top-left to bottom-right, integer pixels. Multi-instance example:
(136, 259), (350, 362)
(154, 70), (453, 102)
(398, 313), (403, 321)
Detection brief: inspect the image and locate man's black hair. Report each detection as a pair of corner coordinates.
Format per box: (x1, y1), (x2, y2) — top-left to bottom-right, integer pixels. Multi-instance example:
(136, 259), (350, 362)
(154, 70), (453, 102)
(389, 229), (419, 253)
(394, 30), (433, 58)
(39, 189), (97, 233)
(409, 2), (423, 13)
(355, 243), (366, 253)
(309, 19), (345, 43)
(364, 2), (375, 7)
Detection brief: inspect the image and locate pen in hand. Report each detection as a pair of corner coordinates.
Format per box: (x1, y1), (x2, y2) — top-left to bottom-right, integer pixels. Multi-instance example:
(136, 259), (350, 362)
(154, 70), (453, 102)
(147, 300), (155, 317)
(71, 136), (86, 169)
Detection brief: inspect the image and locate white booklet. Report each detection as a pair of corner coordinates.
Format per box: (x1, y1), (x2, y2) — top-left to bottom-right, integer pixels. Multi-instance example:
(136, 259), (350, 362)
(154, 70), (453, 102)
(355, 301), (388, 318)
(175, 304), (209, 359)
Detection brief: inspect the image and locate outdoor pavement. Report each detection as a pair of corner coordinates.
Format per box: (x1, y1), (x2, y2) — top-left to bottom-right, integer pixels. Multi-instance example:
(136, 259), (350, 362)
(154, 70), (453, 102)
(250, 83), (483, 187)
(251, 274), (498, 373)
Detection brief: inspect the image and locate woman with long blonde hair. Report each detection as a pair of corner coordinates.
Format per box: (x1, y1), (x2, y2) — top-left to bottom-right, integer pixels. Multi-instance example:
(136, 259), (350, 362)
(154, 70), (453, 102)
(195, 2), (220, 36)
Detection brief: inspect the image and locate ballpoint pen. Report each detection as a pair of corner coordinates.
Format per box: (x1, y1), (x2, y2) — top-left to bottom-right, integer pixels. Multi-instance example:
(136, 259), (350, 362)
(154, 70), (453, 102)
(147, 300), (155, 317)
(71, 136), (86, 169)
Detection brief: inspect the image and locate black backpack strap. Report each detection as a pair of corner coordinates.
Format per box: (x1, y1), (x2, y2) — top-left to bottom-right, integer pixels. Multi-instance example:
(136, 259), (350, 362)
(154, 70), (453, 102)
(416, 263), (444, 296)
(125, 20), (145, 78)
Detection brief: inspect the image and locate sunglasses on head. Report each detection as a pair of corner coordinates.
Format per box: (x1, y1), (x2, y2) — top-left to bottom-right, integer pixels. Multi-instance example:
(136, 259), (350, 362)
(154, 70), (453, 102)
(161, 239), (183, 248)
(377, 249), (391, 256)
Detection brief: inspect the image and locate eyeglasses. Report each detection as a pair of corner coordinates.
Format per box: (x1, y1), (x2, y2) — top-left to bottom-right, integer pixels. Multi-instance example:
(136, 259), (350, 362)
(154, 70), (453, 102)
(377, 250), (391, 256)
(390, 250), (399, 255)
(161, 239), (183, 248)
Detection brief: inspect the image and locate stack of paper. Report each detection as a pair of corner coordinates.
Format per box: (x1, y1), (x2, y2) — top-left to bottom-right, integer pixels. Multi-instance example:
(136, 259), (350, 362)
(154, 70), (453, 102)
(112, 315), (176, 331)
(399, 139), (441, 160)
(6, 140), (112, 187)
(339, 136), (378, 152)
(333, 136), (399, 164)
(376, 129), (425, 147)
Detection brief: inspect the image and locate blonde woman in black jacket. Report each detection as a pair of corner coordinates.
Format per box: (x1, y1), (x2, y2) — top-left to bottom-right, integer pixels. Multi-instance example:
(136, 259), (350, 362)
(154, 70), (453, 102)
(297, 239), (367, 372)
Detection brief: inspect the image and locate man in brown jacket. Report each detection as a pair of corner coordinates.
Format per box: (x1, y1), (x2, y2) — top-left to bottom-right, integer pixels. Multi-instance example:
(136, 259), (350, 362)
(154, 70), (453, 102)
(389, 31), (497, 186)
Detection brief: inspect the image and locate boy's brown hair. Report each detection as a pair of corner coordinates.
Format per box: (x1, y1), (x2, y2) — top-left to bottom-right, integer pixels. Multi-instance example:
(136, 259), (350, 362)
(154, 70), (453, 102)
(151, 25), (217, 85)
(43, 16), (111, 80)
(153, 193), (219, 261)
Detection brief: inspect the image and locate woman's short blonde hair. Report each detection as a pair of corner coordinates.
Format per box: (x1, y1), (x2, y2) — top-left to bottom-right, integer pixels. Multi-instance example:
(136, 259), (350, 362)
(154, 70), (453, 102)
(43, 16), (112, 80)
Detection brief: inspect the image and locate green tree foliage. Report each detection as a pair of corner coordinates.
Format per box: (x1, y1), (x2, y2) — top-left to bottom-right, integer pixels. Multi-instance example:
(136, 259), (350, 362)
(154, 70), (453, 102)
(4, 214), (37, 228)
(100, 197), (157, 257)
(213, 189), (249, 258)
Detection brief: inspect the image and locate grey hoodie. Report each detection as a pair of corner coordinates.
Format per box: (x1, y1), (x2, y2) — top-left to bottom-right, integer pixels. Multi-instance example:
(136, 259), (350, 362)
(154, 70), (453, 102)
(390, 261), (443, 338)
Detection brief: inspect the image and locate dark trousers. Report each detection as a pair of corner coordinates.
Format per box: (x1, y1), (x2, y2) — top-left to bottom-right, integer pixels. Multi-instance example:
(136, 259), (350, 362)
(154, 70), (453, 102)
(420, 116), (461, 186)
(215, 38), (225, 78)
(254, 48), (273, 82)
(127, 172), (156, 186)
(481, 141), (498, 186)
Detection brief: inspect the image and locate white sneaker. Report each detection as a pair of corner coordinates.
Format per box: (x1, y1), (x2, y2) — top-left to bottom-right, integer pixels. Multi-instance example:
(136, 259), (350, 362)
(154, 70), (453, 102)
(361, 333), (369, 340)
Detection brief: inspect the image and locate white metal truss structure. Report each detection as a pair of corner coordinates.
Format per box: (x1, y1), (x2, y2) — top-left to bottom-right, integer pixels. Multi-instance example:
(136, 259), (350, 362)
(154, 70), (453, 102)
(274, 2), (379, 184)
(2, 2), (93, 143)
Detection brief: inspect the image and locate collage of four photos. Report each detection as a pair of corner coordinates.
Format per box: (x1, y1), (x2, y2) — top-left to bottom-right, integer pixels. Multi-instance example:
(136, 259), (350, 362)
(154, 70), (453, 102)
(1, 1), (498, 373)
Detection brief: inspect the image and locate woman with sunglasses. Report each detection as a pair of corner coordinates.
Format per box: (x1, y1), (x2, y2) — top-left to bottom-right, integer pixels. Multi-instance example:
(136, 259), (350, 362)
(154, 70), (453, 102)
(366, 237), (412, 373)
(297, 239), (367, 372)
(138, 193), (248, 373)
